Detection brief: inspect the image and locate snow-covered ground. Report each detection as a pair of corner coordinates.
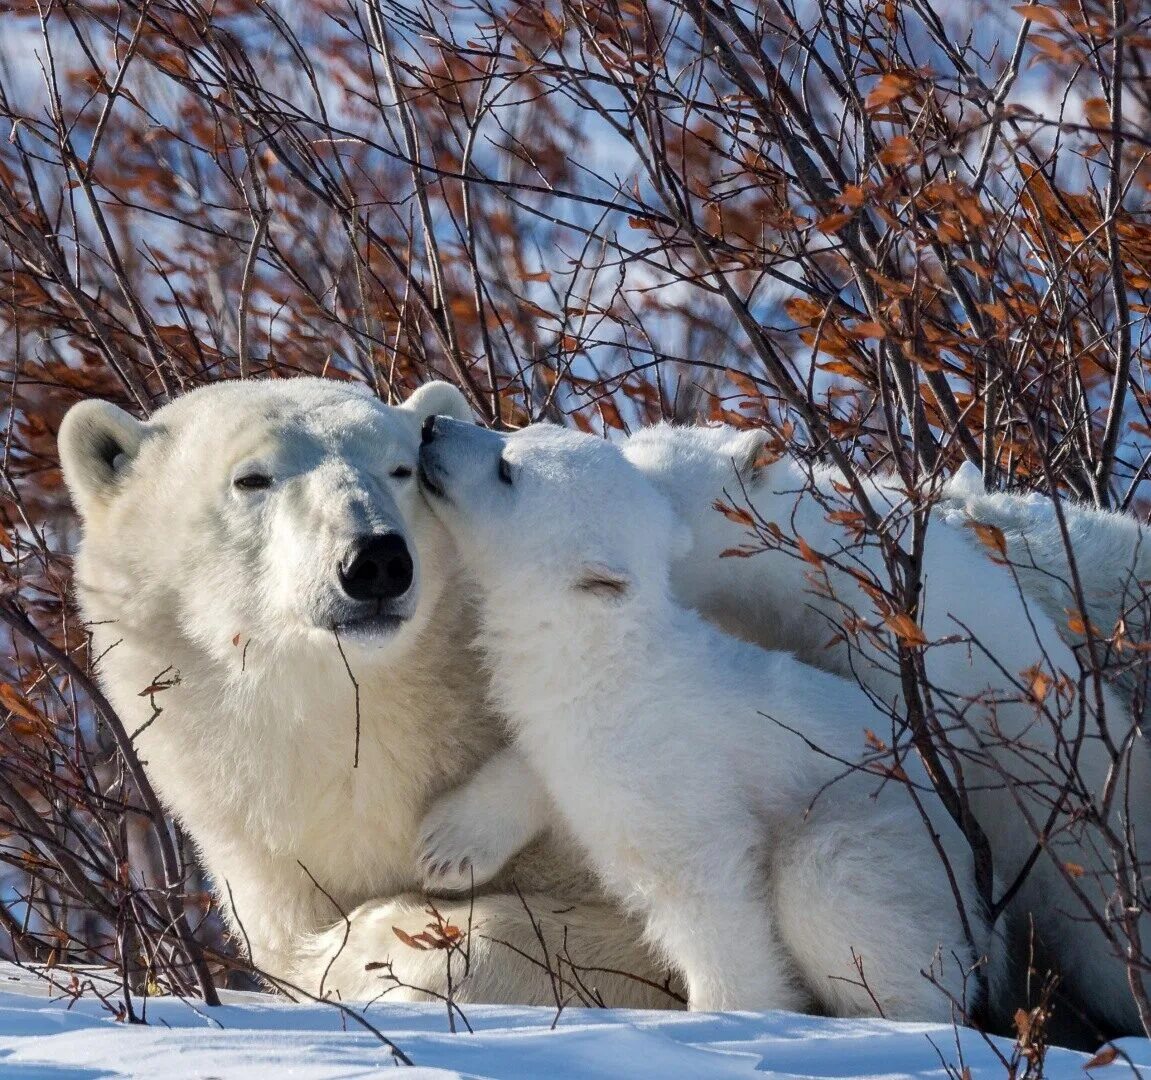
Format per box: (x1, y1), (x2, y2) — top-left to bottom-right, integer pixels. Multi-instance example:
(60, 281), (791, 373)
(0, 965), (1147, 1079)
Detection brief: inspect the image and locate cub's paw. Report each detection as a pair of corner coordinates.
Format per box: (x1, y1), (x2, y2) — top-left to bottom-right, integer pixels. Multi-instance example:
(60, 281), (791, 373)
(416, 793), (520, 894)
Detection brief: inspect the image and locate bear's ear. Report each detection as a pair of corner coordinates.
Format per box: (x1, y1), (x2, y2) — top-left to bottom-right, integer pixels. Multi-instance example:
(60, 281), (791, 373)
(729, 428), (772, 484)
(575, 562), (632, 600)
(58, 400), (146, 516)
(402, 381), (474, 422)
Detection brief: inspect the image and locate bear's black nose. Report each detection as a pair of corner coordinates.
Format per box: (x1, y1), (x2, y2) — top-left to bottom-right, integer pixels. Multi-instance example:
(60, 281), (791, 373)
(421, 414), (437, 445)
(339, 534), (414, 601)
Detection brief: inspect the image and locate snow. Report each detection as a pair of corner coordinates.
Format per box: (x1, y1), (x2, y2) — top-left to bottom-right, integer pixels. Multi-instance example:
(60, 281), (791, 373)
(0, 964), (1146, 1079)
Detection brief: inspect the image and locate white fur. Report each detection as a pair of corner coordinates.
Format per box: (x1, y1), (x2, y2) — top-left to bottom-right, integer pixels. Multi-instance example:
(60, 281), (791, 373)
(418, 422), (1151, 1033)
(623, 425), (1151, 1034)
(418, 741), (553, 892)
(58, 379), (672, 1007)
(418, 419), (990, 1018)
(941, 461), (1151, 719)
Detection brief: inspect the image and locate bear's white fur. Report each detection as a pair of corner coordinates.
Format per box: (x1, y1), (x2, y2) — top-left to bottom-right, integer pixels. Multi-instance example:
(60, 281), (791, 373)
(418, 418), (990, 1018)
(627, 424), (1151, 1034)
(58, 378), (672, 1007)
(419, 422), (1151, 1033)
(941, 462), (1151, 719)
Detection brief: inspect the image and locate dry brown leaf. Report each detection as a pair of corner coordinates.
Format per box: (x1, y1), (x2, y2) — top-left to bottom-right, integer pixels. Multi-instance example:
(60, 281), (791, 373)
(968, 520), (1007, 557)
(796, 536), (822, 566)
(1012, 4), (1063, 29)
(885, 612), (928, 646)
(1084, 1045), (1119, 1069)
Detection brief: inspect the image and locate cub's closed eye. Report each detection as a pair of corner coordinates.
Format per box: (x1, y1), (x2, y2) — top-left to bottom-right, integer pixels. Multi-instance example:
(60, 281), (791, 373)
(234, 473), (273, 491)
(391, 465), (413, 479)
(497, 457), (514, 486)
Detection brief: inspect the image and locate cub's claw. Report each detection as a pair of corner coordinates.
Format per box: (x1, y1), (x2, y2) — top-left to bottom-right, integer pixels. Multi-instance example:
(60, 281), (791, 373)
(416, 814), (513, 894)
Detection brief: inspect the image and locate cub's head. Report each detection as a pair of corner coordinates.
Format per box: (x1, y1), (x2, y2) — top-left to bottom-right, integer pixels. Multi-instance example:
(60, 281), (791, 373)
(624, 421), (770, 540)
(59, 378), (472, 667)
(417, 418), (689, 613)
(622, 422), (773, 611)
(623, 423), (770, 519)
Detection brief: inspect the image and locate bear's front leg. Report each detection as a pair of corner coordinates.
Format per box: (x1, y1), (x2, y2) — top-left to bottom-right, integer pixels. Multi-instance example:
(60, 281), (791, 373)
(417, 746), (552, 893)
(648, 892), (807, 1013)
(206, 845), (349, 990)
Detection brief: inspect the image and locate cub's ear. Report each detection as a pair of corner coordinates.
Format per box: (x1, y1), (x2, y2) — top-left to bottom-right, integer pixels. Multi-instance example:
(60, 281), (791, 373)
(729, 428), (772, 484)
(58, 400), (146, 516)
(403, 381), (474, 422)
(575, 562), (632, 600)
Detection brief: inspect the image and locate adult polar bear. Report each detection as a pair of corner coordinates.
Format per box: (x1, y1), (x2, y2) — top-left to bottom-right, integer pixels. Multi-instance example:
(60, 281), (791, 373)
(58, 377), (667, 1006)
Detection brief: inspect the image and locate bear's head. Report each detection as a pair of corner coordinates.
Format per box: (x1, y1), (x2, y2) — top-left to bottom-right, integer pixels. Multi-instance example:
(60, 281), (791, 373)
(622, 422), (770, 604)
(418, 418), (690, 616)
(59, 378), (473, 669)
(623, 423), (770, 519)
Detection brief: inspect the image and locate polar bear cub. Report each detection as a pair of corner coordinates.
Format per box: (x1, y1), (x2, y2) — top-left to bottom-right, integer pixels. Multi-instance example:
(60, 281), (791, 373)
(941, 462), (1151, 719)
(621, 424), (1151, 1035)
(417, 416), (989, 1018)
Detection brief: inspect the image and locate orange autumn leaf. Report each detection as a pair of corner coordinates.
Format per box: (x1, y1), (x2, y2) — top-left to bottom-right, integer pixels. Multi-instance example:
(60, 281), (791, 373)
(878, 135), (918, 166)
(796, 536), (822, 566)
(866, 72), (916, 111)
(1084, 1045), (1119, 1069)
(968, 520), (1008, 557)
(1012, 4), (1063, 29)
(0, 684), (44, 728)
(713, 499), (756, 527)
(885, 612), (928, 646)
(784, 296), (825, 324)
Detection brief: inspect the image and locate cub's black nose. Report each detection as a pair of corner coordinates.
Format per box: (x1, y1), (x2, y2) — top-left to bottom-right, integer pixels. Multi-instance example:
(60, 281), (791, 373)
(421, 414), (437, 446)
(340, 534), (414, 601)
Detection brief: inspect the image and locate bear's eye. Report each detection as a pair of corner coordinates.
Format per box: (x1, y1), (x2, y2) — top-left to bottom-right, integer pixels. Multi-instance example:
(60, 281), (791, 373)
(390, 465), (413, 480)
(497, 456), (514, 487)
(234, 473), (273, 491)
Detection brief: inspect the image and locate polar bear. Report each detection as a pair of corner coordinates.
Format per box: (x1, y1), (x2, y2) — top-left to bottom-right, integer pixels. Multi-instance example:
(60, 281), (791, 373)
(416, 416), (991, 1019)
(941, 462), (1151, 721)
(57, 378), (671, 1007)
(418, 422), (1151, 1035)
(625, 424), (1151, 1036)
